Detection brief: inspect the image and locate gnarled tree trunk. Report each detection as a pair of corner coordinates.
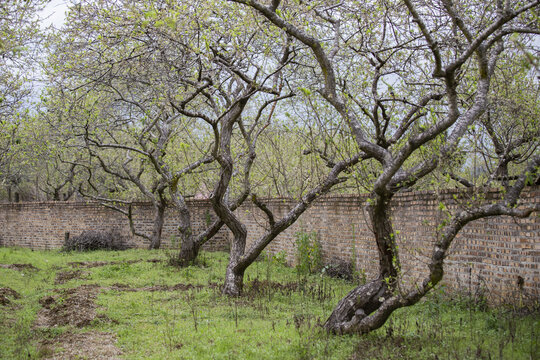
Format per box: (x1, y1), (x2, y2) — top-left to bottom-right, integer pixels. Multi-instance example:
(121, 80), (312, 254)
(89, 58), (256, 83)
(176, 217), (226, 266)
(177, 234), (198, 265)
(367, 193), (399, 279)
(148, 204), (165, 250)
(324, 278), (391, 334)
(217, 198), (248, 296)
(223, 260), (246, 296)
(325, 193), (400, 333)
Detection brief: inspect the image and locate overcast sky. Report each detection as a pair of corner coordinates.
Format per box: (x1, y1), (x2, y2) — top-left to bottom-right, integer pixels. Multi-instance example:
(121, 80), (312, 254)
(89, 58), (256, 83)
(41, 0), (69, 29)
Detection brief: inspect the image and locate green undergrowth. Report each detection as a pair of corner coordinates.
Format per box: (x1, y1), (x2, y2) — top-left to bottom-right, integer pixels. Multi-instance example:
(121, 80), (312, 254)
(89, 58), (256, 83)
(0, 247), (538, 359)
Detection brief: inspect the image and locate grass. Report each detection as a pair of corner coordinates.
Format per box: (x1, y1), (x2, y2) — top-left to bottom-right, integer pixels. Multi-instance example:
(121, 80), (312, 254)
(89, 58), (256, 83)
(0, 247), (538, 359)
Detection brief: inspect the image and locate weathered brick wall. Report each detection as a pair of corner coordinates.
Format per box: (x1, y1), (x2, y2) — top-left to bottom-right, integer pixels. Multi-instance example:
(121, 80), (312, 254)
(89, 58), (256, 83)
(0, 187), (538, 304)
(0, 200), (229, 251)
(235, 187), (540, 304)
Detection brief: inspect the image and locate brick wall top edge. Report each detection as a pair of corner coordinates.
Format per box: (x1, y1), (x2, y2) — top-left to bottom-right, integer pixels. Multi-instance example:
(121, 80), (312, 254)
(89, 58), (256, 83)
(0, 186), (537, 209)
(0, 199), (214, 208)
(240, 186), (538, 207)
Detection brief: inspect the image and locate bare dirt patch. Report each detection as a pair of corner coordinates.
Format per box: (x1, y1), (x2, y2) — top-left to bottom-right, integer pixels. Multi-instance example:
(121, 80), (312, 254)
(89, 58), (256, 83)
(35, 285), (101, 328)
(35, 280), (199, 328)
(107, 282), (205, 292)
(39, 331), (122, 360)
(0, 263), (39, 271)
(0, 287), (20, 306)
(54, 270), (89, 285)
(67, 258), (163, 268)
(67, 260), (135, 268)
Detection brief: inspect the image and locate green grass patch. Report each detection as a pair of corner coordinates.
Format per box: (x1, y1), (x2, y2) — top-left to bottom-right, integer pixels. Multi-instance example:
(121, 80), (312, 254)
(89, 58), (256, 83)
(0, 247), (538, 359)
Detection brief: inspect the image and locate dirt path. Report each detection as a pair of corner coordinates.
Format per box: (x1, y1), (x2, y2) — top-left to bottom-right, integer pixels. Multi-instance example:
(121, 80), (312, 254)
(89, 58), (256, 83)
(67, 258), (162, 268)
(0, 263), (39, 271)
(35, 284), (123, 358)
(39, 331), (123, 360)
(54, 269), (90, 284)
(33, 280), (205, 358)
(35, 284), (103, 328)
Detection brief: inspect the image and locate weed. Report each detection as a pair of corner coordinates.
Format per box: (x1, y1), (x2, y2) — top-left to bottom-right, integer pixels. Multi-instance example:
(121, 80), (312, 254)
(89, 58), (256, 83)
(271, 250), (288, 266)
(186, 290), (199, 332)
(295, 231), (323, 275)
(162, 299), (181, 351)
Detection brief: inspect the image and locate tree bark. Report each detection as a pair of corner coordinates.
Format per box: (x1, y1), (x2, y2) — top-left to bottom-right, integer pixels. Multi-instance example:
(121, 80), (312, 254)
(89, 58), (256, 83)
(175, 203), (195, 262)
(324, 278), (392, 333)
(177, 235), (198, 265)
(367, 193), (399, 279)
(324, 193), (400, 333)
(222, 260), (246, 296)
(218, 209), (248, 296)
(177, 216), (227, 266)
(148, 204), (165, 250)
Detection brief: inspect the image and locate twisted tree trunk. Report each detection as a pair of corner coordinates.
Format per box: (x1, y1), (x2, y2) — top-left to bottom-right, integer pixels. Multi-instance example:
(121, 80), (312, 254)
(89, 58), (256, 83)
(223, 257), (247, 296)
(176, 217), (226, 266)
(325, 193), (399, 333)
(148, 203), (165, 250)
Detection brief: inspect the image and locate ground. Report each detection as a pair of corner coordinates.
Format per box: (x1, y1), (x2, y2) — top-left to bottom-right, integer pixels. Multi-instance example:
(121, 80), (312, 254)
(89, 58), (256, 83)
(0, 247), (538, 359)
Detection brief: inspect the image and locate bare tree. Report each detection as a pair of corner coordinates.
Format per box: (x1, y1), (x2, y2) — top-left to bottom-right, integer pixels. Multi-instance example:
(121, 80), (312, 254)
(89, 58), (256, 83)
(46, 0), (222, 250)
(0, 0), (46, 201)
(210, 45), (363, 295)
(229, 0), (540, 333)
(46, 0), (293, 258)
(479, 58), (540, 187)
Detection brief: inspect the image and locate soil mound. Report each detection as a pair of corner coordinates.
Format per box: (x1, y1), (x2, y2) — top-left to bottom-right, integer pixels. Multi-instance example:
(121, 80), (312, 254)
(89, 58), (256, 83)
(36, 285), (101, 328)
(54, 270), (89, 285)
(246, 279), (299, 297)
(67, 260), (130, 268)
(0, 287), (20, 306)
(108, 282), (204, 292)
(67, 258), (161, 268)
(0, 263), (38, 271)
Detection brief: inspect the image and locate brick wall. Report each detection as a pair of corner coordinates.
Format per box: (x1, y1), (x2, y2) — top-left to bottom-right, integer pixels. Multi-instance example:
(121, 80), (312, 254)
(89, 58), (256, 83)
(0, 200), (229, 251)
(0, 187), (538, 304)
(235, 187), (540, 304)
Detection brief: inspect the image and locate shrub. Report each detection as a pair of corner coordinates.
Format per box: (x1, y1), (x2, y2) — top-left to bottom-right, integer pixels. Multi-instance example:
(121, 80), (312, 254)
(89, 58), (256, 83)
(62, 230), (129, 252)
(295, 231), (323, 275)
(322, 260), (354, 281)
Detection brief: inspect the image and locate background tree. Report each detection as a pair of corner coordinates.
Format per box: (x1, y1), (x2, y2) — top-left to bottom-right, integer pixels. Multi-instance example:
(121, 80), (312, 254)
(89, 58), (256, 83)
(0, 0), (46, 201)
(478, 56), (540, 187)
(45, 0), (292, 258)
(45, 0), (227, 250)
